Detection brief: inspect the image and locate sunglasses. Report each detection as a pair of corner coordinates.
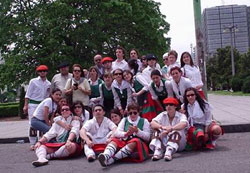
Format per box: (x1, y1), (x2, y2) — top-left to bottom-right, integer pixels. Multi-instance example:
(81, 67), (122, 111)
(95, 59), (101, 62)
(186, 94), (195, 97)
(141, 58), (146, 61)
(74, 105), (82, 109)
(129, 111), (138, 115)
(165, 103), (175, 106)
(62, 108), (70, 112)
(38, 70), (48, 72)
(114, 73), (122, 76)
(73, 70), (81, 72)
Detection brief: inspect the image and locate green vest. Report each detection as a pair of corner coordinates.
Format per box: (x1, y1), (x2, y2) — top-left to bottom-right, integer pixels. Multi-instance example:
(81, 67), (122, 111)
(102, 83), (113, 99)
(124, 117), (145, 132)
(151, 79), (168, 101)
(134, 79), (144, 93)
(90, 79), (103, 98)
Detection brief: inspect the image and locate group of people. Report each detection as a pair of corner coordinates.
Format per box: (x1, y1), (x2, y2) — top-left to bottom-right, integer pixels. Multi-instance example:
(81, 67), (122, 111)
(23, 46), (223, 167)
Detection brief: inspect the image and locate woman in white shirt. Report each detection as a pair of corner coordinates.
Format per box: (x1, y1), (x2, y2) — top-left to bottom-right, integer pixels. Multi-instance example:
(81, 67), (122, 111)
(31, 88), (62, 133)
(183, 87), (223, 150)
(180, 52), (205, 99)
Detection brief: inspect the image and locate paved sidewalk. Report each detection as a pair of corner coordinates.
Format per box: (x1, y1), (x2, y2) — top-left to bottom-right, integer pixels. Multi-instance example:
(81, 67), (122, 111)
(1, 94), (250, 143)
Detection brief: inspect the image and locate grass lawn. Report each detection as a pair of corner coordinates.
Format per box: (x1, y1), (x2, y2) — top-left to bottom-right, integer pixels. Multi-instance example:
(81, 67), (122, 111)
(208, 90), (250, 96)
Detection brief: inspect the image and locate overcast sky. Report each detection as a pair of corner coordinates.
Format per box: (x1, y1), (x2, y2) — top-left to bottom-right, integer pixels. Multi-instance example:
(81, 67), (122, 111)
(155, 0), (250, 57)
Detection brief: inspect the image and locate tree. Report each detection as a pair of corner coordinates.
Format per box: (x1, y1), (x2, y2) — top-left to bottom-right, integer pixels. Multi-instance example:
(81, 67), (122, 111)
(0, 0), (170, 89)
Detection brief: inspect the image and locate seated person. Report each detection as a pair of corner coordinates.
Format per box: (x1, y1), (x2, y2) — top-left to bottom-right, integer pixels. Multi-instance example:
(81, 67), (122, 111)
(110, 108), (123, 126)
(80, 105), (117, 162)
(31, 104), (81, 167)
(150, 98), (188, 161)
(98, 103), (150, 167)
(183, 87), (223, 150)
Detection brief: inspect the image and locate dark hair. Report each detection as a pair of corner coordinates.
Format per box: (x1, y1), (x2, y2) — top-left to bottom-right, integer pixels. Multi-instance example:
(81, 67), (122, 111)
(88, 66), (99, 80)
(151, 69), (162, 78)
(93, 104), (105, 112)
(60, 104), (71, 114)
(110, 108), (123, 118)
(183, 87), (207, 118)
(180, 52), (194, 67)
(50, 88), (62, 102)
(127, 103), (140, 112)
(71, 101), (85, 114)
(128, 58), (139, 74)
(130, 48), (139, 57)
(72, 64), (84, 77)
(123, 70), (133, 84)
(168, 50), (178, 59)
(113, 68), (124, 80)
(116, 46), (126, 58)
(170, 66), (182, 74)
(103, 72), (113, 79)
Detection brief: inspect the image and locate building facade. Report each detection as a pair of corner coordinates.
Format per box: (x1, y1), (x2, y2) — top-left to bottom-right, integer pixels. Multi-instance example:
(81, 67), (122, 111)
(202, 5), (250, 57)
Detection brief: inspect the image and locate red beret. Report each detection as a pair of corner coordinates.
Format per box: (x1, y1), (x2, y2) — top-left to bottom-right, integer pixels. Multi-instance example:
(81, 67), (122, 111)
(101, 57), (113, 64)
(163, 97), (179, 106)
(36, 65), (48, 71)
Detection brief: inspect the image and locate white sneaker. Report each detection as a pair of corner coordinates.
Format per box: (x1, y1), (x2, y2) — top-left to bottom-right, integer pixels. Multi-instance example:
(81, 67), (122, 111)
(32, 158), (48, 167)
(152, 148), (163, 161)
(164, 148), (173, 161)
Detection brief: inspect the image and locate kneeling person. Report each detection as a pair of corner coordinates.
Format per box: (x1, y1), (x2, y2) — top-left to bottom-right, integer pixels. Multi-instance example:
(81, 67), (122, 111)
(32, 104), (81, 167)
(98, 103), (150, 167)
(150, 98), (188, 161)
(80, 105), (117, 162)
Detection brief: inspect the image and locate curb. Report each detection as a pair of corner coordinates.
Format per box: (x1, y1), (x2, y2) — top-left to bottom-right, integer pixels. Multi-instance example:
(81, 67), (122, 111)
(0, 137), (29, 144)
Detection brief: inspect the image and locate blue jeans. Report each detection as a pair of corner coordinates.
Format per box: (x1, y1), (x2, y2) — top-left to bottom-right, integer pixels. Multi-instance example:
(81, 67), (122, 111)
(31, 117), (50, 133)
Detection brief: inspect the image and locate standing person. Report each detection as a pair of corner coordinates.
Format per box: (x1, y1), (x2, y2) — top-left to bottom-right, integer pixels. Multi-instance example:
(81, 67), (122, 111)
(31, 104), (81, 167)
(50, 62), (72, 94)
(142, 54), (161, 83)
(166, 50), (180, 80)
(150, 98), (188, 161)
(88, 66), (104, 107)
(112, 46), (129, 71)
(183, 87), (223, 150)
(93, 54), (104, 78)
(101, 57), (113, 74)
(180, 52), (205, 99)
(64, 64), (91, 106)
(170, 66), (192, 104)
(98, 103), (150, 167)
(31, 88), (62, 134)
(112, 69), (133, 115)
(80, 105), (117, 162)
(129, 49), (142, 72)
(161, 53), (170, 79)
(148, 69), (173, 111)
(140, 55), (148, 72)
(98, 72), (114, 114)
(23, 65), (51, 150)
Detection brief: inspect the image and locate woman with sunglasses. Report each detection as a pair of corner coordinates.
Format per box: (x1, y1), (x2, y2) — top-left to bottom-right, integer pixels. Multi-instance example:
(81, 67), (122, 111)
(98, 103), (150, 167)
(64, 64), (91, 106)
(183, 87), (223, 150)
(31, 88), (62, 134)
(88, 66), (104, 107)
(150, 97), (188, 161)
(180, 52), (205, 99)
(112, 68), (132, 115)
(32, 104), (81, 167)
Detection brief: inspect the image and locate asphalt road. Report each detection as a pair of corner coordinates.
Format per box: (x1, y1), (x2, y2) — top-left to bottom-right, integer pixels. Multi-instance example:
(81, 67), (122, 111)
(1, 132), (250, 173)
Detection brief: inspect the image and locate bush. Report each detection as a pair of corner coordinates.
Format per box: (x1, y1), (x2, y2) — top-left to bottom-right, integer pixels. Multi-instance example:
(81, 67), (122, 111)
(0, 103), (19, 117)
(230, 76), (243, 92)
(242, 77), (250, 93)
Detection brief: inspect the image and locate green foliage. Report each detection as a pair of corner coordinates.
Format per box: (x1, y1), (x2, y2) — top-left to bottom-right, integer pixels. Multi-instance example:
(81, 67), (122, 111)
(242, 76), (250, 93)
(0, 103), (19, 117)
(230, 76), (243, 92)
(0, 0), (170, 89)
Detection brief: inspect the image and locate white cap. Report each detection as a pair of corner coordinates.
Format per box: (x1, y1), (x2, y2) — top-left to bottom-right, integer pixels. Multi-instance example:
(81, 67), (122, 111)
(163, 53), (168, 59)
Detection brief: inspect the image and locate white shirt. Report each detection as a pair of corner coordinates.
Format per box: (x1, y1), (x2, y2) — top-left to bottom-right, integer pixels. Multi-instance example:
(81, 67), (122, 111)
(170, 77), (192, 103)
(33, 98), (57, 120)
(182, 65), (203, 89)
(25, 77), (51, 102)
(51, 73), (72, 92)
(142, 64), (162, 85)
(112, 59), (129, 71)
(83, 117), (116, 144)
(44, 115), (80, 142)
(114, 116), (151, 142)
(148, 80), (173, 100)
(166, 62), (180, 80)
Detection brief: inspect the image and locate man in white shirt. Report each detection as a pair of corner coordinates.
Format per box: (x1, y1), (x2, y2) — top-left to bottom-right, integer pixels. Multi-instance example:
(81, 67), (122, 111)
(23, 65), (51, 150)
(50, 62), (72, 94)
(112, 46), (129, 71)
(142, 54), (161, 83)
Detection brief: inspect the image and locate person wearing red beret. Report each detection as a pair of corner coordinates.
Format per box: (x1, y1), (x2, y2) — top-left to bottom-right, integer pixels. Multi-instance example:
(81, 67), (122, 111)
(149, 97), (188, 161)
(102, 57), (113, 75)
(23, 65), (51, 150)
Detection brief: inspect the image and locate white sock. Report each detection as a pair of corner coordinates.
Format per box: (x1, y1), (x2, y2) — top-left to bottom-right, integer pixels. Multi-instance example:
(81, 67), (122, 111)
(113, 145), (132, 161)
(36, 146), (48, 162)
(47, 145), (70, 159)
(84, 144), (95, 158)
(103, 143), (117, 159)
(165, 146), (173, 156)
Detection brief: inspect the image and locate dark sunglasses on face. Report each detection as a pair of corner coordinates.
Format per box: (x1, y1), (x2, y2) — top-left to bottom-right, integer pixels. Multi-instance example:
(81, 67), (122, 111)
(114, 73), (122, 76)
(165, 103), (175, 107)
(74, 105), (82, 109)
(62, 108), (70, 112)
(95, 59), (101, 62)
(129, 111), (138, 115)
(186, 94), (195, 97)
(38, 70), (48, 73)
